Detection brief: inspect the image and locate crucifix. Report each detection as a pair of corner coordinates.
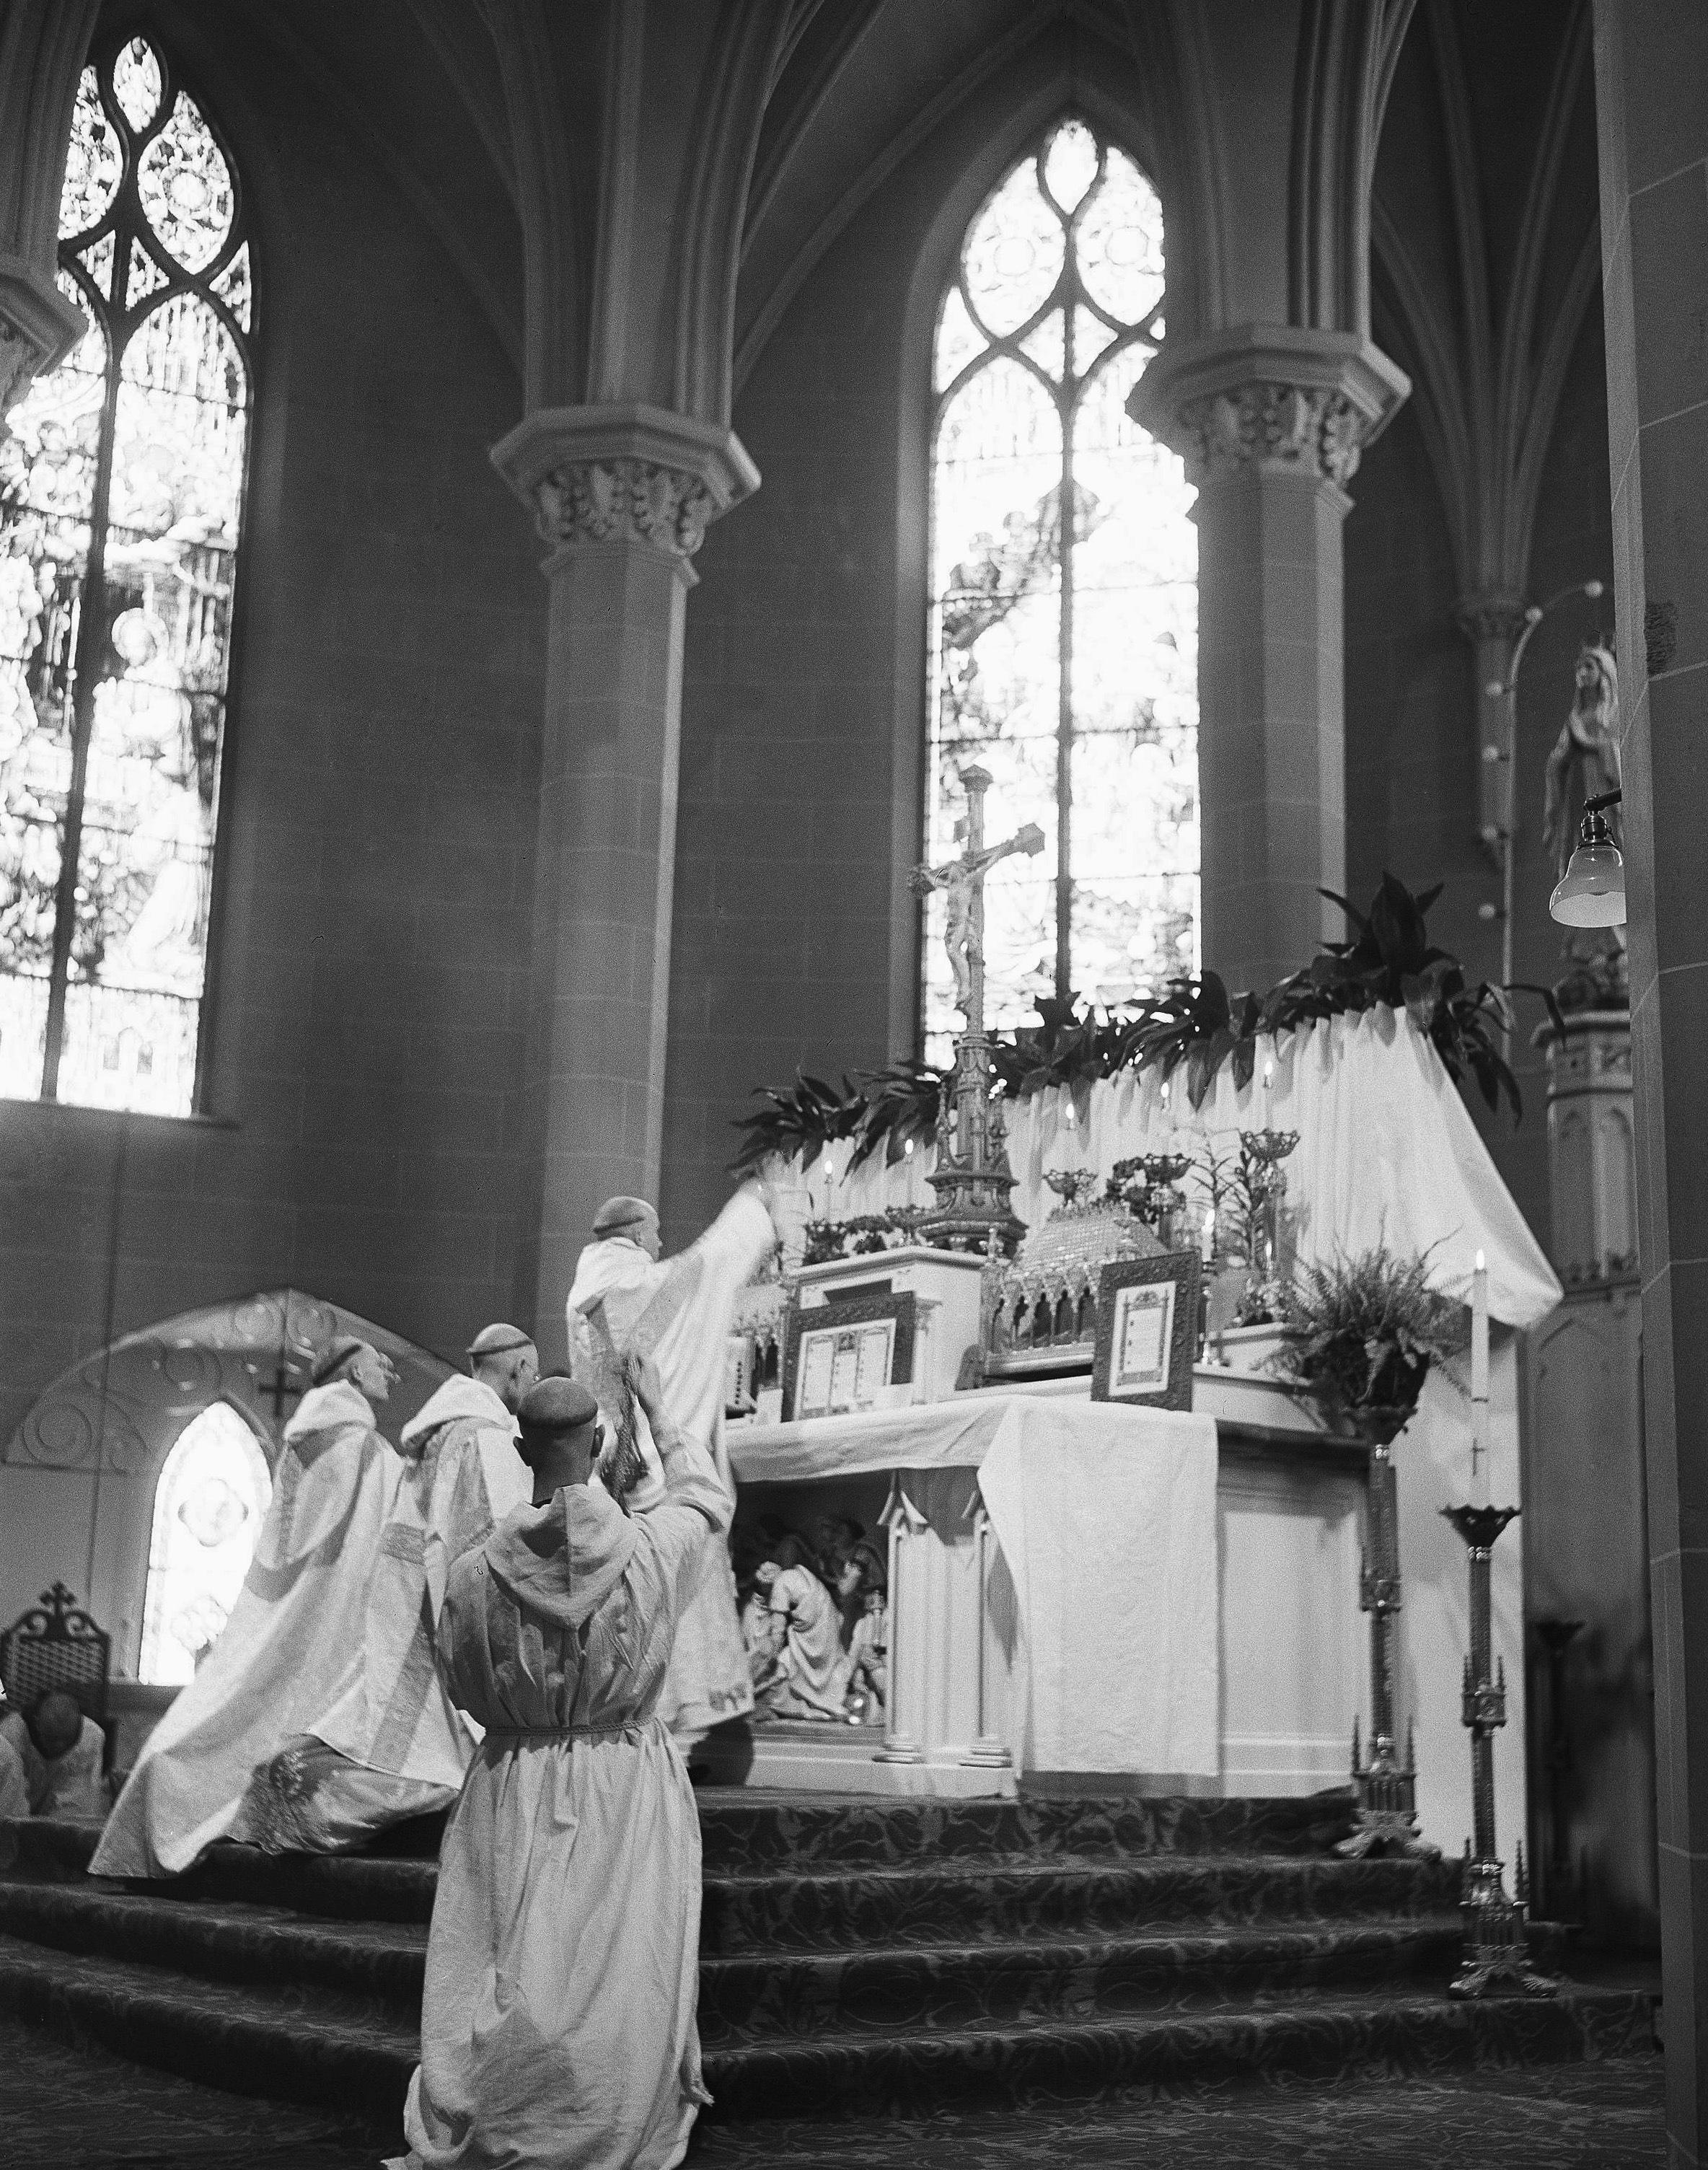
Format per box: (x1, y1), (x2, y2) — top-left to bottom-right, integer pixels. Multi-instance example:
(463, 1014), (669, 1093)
(910, 765), (1044, 1033)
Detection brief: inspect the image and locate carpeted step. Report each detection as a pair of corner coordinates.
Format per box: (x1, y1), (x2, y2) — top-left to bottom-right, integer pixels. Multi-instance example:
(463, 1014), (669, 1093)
(694, 1788), (1360, 1874)
(698, 1917), (1466, 2038)
(0, 1879), (425, 2010)
(697, 1980), (1662, 2120)
(702, 1850), (1460, 1953)
(697, 1918), (1469, 2039)
(0, 1933), (416, 2120)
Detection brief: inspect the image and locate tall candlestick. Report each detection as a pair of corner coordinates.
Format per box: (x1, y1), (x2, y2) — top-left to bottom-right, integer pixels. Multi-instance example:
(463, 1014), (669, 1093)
(1471, 1249), (1489, 1505)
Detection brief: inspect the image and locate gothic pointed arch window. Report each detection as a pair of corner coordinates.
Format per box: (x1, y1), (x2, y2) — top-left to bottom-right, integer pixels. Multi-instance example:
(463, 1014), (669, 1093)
(0, 32), (252, 1114)
(924, 118), (1197, 1060)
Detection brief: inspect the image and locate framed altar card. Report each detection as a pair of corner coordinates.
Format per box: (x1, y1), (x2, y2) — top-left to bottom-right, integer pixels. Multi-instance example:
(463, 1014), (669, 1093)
(783, 1293), (916, 1421)
(1091, 1252), (1200, 1411)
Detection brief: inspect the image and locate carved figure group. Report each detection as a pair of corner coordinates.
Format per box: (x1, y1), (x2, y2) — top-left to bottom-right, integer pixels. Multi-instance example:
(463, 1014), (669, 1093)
(732, 1510), (888, 1726)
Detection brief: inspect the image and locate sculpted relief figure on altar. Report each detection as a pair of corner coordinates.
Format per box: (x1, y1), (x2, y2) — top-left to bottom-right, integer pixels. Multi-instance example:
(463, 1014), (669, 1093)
(734, 1515), (887, 1725)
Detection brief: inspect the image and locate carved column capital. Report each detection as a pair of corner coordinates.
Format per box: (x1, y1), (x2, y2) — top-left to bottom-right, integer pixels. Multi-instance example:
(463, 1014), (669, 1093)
(1127, 326), (1410, 492)
(0, 253), (86, 422)
(490, 402), (760, 577)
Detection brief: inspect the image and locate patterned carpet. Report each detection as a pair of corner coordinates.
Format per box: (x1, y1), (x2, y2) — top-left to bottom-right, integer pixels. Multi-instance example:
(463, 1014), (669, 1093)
(0, 2018), (1666, 2170)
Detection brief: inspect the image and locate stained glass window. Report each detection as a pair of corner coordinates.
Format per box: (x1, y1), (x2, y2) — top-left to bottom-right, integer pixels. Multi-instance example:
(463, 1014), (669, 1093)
(0, 34), (252, 1115)
(924, 118), (1197, 1060)
(138, 1400), (272, 1684)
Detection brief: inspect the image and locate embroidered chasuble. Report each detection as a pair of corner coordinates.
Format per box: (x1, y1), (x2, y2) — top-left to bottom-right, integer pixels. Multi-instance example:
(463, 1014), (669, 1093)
(232, 1372), (532, 1853)
(92, 1380), (400, 1878)
(391, 1420), (729, 2170)
(565, 1182), (775, 1745)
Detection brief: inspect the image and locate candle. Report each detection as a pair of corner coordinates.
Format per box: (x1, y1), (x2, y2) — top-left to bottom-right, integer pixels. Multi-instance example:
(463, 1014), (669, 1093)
(1471, 1249), (1489, 1502)
(1263, 1058), (1274, 1126)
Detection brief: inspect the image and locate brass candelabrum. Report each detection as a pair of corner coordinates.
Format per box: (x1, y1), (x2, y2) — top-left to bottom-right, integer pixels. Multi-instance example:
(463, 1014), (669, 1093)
(1235, 1128), (1299, 1324)
(1337, 1410), (1438, 1861)
(1440, 1503), (1557, 1998)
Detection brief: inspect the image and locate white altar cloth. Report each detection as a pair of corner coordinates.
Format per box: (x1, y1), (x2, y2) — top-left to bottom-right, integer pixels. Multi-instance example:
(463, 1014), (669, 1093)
(730, 1395), (1220, 1776)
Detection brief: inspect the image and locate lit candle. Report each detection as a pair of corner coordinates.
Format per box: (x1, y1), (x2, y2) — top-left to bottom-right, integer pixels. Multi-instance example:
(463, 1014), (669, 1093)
(1471, 1248), (1489, 1502)
(1263, 1058), (1274, 1127)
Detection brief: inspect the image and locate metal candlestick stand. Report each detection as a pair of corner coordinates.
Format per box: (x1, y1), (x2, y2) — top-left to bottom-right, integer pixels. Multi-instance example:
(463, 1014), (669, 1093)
(1440, 1503), (1557, 1998)
(1338, 1420), (1437, 1859)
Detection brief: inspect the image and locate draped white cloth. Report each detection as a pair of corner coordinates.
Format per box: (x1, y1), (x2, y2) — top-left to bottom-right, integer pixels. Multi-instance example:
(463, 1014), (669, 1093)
(730, 1394), (1220, 1776)
(796, 1013), (1560, 1328)
(566, 1185), (776, 1744)
(392, 1428), (731, 2170)
(93, 1381), (400, 1877)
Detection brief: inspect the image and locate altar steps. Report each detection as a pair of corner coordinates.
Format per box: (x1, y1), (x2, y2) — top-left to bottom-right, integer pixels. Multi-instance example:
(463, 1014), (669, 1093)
(0, 1793), (1659, 2126)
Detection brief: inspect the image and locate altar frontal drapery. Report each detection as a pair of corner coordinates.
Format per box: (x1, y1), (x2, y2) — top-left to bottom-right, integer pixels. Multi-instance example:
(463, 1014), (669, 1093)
(730, 1394), (1219, 1777)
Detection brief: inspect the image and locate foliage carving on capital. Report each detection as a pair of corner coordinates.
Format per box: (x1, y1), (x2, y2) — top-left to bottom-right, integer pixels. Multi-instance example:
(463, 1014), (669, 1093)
(1177, 381), (1379, 488)
(532, 457), (718, 560)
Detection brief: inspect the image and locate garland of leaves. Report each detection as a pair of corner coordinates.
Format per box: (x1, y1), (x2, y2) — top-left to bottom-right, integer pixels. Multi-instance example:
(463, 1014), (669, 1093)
(730, 873), (1564, 1176)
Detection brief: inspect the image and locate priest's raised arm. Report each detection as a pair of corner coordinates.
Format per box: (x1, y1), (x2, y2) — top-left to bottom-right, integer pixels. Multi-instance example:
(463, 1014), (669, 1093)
(565, 1167), (808, 1747)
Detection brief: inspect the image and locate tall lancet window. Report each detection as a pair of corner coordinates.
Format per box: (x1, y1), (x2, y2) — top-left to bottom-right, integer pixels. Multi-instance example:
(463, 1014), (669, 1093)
(0, 35), (252, 1115)
(924, 118), (1197, 1060)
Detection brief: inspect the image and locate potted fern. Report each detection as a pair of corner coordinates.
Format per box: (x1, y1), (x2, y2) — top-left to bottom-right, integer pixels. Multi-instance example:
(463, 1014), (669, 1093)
(1269, 1244), (1467, 1442)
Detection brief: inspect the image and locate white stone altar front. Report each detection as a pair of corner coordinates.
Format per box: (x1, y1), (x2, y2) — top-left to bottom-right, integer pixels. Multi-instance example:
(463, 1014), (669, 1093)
(706, 1364), (1380, 1806)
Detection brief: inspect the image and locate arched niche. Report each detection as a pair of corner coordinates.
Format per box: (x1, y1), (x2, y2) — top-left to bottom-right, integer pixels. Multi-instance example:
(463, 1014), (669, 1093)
(0, 1287), (454, 1676)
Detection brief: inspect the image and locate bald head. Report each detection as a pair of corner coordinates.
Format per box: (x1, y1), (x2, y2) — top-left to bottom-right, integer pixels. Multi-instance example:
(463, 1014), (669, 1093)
(594, 1195), (661, 1261)
(467, 1324), (538, 1415)
(27, 1690), (83, 1762)
(516, 1375), (602, 1501)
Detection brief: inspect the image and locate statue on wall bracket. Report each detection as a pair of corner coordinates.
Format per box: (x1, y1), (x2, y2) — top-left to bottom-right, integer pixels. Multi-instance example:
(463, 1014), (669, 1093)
(1543, 641), (1626, 1011)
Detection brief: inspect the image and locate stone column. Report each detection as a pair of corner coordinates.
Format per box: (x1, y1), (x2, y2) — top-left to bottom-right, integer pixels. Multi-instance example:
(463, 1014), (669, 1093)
(1592, 2), (1708, 2156)
(1130, 330), (1409, 995)
(492, 405), (758, 1352)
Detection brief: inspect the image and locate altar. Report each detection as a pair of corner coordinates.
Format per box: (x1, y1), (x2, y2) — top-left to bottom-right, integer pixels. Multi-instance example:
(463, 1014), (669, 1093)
(705, 1367), (1374, 1805)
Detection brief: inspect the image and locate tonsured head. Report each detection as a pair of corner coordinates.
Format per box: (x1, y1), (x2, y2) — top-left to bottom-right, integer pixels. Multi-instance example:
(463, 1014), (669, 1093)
(592, 1195), (661, 1262)
(467, 1323), (540, 1413)
(27, 1690), (83, 1762)
(314, 1339), (398, 1404)
(515, 1375), (603, 1490)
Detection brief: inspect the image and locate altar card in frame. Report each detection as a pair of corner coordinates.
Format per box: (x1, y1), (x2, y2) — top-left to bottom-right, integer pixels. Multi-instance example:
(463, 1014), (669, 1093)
(1091, 1252), (1200, 1411)
(783, 1293), (917, 1421)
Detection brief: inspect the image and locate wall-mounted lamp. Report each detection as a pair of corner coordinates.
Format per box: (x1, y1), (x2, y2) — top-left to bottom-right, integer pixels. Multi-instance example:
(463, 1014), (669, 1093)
(1549, 788), (1625, 927)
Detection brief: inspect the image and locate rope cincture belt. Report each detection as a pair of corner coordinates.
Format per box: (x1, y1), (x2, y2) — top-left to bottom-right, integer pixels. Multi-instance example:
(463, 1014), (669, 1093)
(483, 1721), (652, 1744)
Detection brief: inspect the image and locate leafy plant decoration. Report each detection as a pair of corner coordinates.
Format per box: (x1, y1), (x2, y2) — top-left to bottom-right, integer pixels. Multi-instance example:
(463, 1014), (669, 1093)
(1268, 1244), (1469, 1421)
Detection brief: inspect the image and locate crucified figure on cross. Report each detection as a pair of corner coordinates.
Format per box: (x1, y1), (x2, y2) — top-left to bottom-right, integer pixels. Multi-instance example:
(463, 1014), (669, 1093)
(910, 766), (1044, 1032)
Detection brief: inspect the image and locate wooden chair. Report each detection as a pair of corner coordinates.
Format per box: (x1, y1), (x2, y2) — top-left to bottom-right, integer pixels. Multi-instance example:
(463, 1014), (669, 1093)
(0, 1582), (113, 1774)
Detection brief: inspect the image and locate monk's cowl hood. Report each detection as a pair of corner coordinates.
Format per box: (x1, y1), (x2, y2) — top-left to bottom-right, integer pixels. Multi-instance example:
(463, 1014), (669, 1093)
(283, 1379), (374, 1449)
(400, 1373), (514, 1457)
(484, 1482), (638, 1631)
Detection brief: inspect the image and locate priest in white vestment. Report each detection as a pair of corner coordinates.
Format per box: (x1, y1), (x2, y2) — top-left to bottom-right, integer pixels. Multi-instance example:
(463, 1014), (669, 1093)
(392, 1364), (728, 2170)
(93, 1340), (403, 1877)
(93, 1330), (536, 1877)
(232, 1327), (537, 1853)
(565, 1172), (805, 1748)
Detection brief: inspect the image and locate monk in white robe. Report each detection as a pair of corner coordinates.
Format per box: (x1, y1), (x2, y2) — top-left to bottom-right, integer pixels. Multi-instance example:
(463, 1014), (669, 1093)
(565, 1172), (804, 1747)
(0, 1693), (107, 1820)
(93, 1341), (402, 1877)
(233, 1328), (537, 1853)
(393, 1365), (728, 2170)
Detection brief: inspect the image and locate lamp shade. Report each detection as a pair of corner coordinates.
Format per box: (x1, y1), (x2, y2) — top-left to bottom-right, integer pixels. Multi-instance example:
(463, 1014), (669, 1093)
(1549, 838), (1626, 927)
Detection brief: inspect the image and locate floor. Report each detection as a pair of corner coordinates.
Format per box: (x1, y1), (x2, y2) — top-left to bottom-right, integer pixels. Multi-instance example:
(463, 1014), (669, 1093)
(0, 2019), (1668, 2170)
